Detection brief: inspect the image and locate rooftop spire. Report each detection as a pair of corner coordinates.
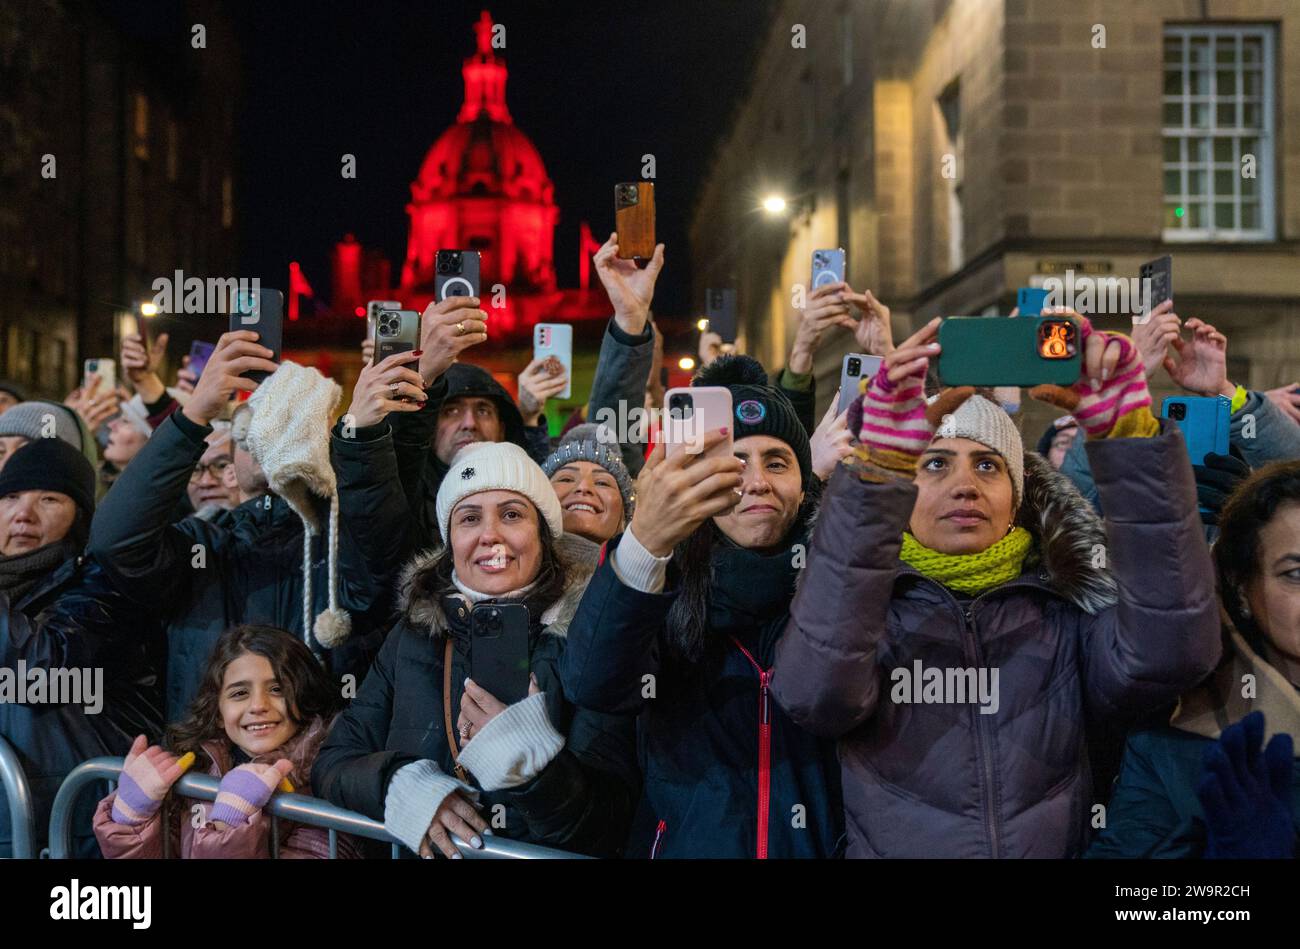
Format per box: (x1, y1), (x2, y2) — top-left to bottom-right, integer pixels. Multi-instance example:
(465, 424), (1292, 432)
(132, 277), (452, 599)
(459, 9), (511, 123)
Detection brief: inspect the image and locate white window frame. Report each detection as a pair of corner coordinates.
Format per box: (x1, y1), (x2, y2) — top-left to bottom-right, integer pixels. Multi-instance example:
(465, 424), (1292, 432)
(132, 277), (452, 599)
(1162, 25), (1275, 242)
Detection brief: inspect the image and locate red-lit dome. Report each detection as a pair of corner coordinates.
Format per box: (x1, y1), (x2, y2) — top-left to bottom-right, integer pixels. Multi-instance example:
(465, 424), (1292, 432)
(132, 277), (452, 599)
(401, 10), (558, 294)
(411, 117), (554, 205)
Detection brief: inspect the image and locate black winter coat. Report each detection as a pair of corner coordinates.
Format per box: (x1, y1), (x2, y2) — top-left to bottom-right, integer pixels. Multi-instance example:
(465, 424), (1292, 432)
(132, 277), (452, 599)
(1, 554), (164, 857)
(312, 550), (639, 856)
(88, 412), (409, 720)
(560, 525), (844, 859)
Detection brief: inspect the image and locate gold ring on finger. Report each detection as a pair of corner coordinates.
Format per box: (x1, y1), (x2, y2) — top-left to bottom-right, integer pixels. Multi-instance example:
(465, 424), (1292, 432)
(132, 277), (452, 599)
(456, 321), (466, 336)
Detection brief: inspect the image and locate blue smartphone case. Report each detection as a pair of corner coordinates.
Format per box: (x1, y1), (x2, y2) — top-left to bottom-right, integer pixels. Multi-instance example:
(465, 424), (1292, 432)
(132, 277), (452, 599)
(1016, 287), (1049, 316)
(1160, 396), (1230, 466)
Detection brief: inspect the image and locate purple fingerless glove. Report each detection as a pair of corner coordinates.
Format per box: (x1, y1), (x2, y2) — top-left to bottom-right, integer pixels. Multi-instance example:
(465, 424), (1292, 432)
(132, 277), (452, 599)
(111, 754), (176, 826)
(208, 764), (283, 827)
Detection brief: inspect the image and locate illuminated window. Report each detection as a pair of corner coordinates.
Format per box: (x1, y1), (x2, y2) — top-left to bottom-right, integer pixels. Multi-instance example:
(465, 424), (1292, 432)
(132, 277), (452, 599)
(1163, 26), (1275, 241)
(133, 93), (149, 160)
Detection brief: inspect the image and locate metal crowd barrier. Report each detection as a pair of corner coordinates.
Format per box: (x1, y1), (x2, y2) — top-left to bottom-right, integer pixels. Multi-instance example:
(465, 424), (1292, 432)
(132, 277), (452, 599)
(0, 735), (37, 859)
(48, 757), (589, 859)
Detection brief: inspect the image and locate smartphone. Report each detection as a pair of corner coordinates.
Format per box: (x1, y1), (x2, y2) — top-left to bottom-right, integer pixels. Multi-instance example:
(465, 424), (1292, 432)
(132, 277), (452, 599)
(534, 323), (573, 400)
(470, 603), (531, 707)
(811, 248), (846, 290)
(838, 353), (884, 416)
(1139, 255), (1172, 317)
(188, 341), (216, 380)
(663, 386), (733, 461)
(937, 315), (1081, 387)
(1161, 396), (1231, 467)
(373, 309), (420, 364)
(228, 288), (283, 383)
(1016, 287), (1050, 317)
(83, 358), (116, 394)
(434, 250), (481, 302)
(366, 299), (402, 342)
(705, 288), (737, 343)
(614, 182), (655, 260)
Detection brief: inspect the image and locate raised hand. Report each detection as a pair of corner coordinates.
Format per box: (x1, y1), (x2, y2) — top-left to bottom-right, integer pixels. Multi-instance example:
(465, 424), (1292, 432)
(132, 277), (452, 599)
(208, 759), (295, 827)
(1130, 300), (1181, 381)
(181, 331), (278, 427)
(789, 281), (855, 374)
(845, 288), (895, 357)
(176, 355), (198, 395)
(1028, 309), (1150, 438)
(417, 296), (488, 386)
(111, 734), (195, 826)
(345, 350), (427, 428)
(1165, 317), (1233, 398)
(810, 397), (853, 480)
(121, 331), (170, 402)
(594, 232), (665, 335)
(628, 429), (744, 556)
(848, 317), (973, 468)
(1264, 384), (1300, 426)
(65, 373), (121, 432)
(517, 356), (568, 426)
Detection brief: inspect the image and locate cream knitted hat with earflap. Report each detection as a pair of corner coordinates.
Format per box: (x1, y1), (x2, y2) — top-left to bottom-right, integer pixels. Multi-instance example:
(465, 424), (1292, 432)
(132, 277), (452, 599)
(239, 361), (351, 651)
(930, 393), (1025, 509)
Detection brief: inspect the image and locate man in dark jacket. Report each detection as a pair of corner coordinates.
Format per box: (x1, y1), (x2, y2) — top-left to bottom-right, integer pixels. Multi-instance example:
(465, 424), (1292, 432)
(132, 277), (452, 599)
(561, 354), (844, 858)
(88, 332), (409, 719)
(0, 438), (164, 857)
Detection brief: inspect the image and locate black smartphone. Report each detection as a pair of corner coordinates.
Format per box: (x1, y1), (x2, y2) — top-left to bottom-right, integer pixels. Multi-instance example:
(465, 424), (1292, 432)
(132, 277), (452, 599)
(228, 288), (283, 383)
(434, 250), (481, 302)
(705, 288), (737, 343)
(469, 603), (530, 706)
(1139, 255), (1172, 316)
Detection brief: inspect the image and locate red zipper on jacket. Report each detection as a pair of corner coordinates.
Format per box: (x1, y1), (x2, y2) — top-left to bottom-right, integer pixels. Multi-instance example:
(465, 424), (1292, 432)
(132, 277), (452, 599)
(730, 637), (772, 860)
(650, 819), (667, 859)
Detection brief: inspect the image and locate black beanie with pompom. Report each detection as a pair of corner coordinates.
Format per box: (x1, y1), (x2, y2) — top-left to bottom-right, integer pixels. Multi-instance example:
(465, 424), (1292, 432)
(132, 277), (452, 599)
(692, 354), (812, 487)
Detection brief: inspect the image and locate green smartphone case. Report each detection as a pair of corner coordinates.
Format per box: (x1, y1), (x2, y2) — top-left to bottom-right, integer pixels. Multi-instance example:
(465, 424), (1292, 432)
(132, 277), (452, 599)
(937, 315), (1081, 387)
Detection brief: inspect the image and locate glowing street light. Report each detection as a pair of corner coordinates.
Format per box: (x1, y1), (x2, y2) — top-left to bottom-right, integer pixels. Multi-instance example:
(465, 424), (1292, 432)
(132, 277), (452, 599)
(761, 194), (787, 214)
(139, 302), (159, 317)
(678, 356), (696, 371)
(696, 318), (709, 331)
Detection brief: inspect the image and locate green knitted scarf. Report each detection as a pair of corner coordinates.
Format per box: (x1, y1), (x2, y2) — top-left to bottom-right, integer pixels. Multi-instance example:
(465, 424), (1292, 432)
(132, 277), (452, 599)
(899, 527), (1033, 595)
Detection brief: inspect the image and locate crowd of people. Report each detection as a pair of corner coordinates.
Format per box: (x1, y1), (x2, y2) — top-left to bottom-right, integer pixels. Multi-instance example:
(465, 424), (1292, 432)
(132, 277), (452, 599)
(3, 229), (1300, 860)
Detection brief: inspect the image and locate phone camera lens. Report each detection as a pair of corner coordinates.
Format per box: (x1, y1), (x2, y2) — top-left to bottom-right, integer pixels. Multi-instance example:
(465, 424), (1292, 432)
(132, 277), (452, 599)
(1169, 403), (1186, 421)
(848, 358), (860, 373)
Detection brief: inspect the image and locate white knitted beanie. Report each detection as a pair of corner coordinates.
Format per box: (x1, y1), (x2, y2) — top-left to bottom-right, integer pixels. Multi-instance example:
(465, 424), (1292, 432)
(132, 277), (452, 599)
(931, 393), (1025, 508)
(437, 441), (564, 542)
(240, 361), (351, 651)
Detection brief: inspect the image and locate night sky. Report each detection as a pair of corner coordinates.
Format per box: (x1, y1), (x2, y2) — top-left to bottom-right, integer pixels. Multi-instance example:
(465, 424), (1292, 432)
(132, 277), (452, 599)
(226, 0), (776, 323)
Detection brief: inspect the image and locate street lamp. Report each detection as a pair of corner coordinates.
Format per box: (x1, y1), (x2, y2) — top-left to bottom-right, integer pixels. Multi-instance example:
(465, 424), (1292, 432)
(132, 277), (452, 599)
(761, 194), (787, 215)
(139, 302), (159, 317)
(696, 318), (709, 331)
(678, 356), (696, 371)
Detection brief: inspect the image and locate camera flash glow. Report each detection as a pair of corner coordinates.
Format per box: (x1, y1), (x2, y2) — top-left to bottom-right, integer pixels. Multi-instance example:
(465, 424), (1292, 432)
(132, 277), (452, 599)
(761, 195), (787, 214)
(139, 302), (159, 317)
(678, 356), (696, 371)
(696, 318), (709, 331)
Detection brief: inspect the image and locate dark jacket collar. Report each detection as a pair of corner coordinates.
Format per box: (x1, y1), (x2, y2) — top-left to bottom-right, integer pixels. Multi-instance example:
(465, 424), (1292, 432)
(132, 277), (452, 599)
(397, 545), (594, 639)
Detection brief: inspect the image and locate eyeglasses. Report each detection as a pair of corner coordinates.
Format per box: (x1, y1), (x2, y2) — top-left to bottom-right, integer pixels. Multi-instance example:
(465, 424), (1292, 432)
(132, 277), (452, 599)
(190, 457), (233, 482)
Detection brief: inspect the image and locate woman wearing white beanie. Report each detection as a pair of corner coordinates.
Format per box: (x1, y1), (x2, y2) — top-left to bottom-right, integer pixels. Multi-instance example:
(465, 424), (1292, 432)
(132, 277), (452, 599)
(313, 440), (637, 859)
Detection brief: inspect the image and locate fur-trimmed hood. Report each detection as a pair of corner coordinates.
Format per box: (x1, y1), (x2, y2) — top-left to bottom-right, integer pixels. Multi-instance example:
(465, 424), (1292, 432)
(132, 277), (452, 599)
(1014, 450), (1118, 614)
(396, 541), (596, 639)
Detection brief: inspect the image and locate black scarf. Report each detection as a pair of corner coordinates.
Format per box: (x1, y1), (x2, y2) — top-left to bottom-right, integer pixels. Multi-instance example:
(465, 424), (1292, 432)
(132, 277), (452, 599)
(0, 539), (75, 605)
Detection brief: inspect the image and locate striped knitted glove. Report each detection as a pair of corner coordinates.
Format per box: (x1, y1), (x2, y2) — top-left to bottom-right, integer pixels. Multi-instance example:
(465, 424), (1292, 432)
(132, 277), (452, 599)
(209, 760), (295, 826)
(111, 735), (194, 826)
(1029, 315), (1157, 438)
(847, 364), (975, 479)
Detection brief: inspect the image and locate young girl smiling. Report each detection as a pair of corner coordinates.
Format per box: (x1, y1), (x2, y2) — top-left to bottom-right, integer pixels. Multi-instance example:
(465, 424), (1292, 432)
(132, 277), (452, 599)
(94, 625), (358, 858)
